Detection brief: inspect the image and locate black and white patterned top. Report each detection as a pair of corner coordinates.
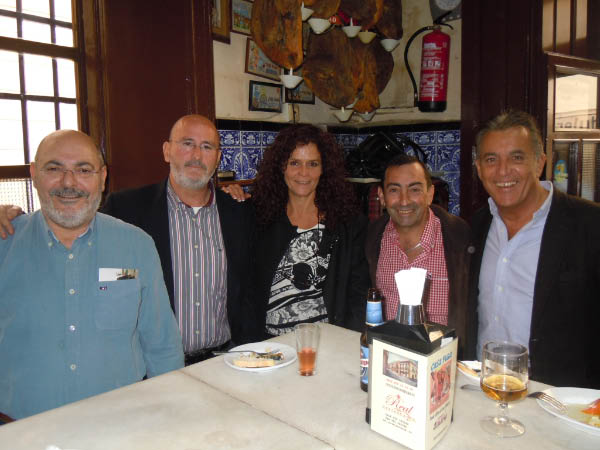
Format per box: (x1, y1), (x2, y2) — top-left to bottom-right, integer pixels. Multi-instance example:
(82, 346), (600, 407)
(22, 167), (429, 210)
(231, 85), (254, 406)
(265, 224), (330, 336)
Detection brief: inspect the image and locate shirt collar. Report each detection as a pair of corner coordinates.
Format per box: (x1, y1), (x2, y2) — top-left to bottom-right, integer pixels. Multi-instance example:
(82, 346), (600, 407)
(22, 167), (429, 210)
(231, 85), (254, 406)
(488, 180), (553, 224)
(38, 210), (95, 245)
(388, 207), (438, 253)
(167, 180), (215, 211)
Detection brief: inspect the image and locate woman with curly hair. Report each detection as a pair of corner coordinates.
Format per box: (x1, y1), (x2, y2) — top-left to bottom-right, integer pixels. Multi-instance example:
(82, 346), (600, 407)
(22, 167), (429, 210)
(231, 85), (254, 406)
(246, 124), (369, 338)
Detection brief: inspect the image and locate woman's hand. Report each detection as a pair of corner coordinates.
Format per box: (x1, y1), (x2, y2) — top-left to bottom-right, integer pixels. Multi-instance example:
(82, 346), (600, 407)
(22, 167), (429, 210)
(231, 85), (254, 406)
(221, 184), (251, 202)
(0, 205), (24, 239)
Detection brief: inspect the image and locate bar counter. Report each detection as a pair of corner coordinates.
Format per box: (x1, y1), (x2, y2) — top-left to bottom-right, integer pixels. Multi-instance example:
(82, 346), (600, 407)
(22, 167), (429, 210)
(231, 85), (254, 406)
(1, 324), (598, 449)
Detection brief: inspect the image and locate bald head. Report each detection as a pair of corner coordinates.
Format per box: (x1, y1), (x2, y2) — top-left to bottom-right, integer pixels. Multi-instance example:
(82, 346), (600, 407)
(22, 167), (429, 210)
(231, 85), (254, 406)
(168, 115), (219, 149)
(36, 130), (104, 168)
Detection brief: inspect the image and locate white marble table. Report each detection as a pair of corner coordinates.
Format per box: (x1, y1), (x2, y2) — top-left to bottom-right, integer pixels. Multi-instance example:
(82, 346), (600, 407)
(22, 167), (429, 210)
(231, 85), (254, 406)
(0, 370), (332, 450)
(184, 324), (600, 450)
(1, 323), (598, 450)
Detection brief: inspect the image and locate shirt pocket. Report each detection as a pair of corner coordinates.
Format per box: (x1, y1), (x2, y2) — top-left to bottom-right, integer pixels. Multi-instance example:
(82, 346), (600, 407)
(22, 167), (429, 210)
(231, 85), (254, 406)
(94, 279), (141, 330)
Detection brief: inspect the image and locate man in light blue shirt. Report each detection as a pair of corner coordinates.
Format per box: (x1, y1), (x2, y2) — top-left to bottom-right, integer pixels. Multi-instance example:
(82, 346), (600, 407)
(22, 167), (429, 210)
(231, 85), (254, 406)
(0, 130), (184, 420)
(467, 111), (600, 388)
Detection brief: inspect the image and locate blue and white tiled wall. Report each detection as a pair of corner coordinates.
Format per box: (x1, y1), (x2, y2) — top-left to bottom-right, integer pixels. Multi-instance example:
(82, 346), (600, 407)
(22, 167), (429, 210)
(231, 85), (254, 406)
(218, 129), (279, 180)
(217, 122), (461, 215)
(333, 129), (461, 215)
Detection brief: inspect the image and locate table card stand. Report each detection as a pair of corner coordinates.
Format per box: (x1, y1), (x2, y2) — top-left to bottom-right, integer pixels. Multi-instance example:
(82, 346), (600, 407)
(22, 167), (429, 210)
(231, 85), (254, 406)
(368, 323), (458, 450)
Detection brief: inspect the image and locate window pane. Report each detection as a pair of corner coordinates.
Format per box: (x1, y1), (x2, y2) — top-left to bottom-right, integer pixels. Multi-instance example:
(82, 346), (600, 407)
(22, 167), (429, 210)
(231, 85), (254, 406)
(0, 1), (17, 12)
(59, 102), (77, 129)
(24, 53), (54, 96)
(26, 100), (56, 161)
(22, 19), (51, 43)
(551, 140), (579, 194)
(0, 179), (40, 213)
(0, 50), (20, 94)
(21, 0), (50, 18)
(54, 0), (72, 23)
(555, 72), (599, 130)
(581, 141), (599, 202)
(0, 99), (25, 166)
(56, 58), (75, 97)
(0, 15), (18, 38)
(55, 25), (73, 46)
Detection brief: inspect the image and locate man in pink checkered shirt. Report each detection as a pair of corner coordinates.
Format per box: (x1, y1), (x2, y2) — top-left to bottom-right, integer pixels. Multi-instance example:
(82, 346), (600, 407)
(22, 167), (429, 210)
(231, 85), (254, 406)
(365, 154), (472, 357)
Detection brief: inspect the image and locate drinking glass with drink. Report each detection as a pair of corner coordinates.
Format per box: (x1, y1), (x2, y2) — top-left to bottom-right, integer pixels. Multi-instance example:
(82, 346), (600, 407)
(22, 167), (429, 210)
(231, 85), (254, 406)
(480, 341), (529, 437)
(294, 323), (320, 376)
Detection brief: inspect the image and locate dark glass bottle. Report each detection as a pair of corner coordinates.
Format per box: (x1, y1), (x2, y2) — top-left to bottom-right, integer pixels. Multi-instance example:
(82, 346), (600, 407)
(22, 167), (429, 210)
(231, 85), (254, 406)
(360, 288), (384, 392)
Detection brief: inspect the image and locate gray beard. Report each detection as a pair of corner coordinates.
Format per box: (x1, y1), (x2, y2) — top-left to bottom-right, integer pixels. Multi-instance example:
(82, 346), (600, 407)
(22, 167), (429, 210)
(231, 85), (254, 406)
(40, 190), (101, 229)
(170, 163), (214, 190)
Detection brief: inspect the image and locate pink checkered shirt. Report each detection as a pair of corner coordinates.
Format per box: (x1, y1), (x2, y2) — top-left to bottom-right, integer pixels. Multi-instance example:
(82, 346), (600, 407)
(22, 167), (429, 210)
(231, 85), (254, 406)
(376, 209), (449, 325)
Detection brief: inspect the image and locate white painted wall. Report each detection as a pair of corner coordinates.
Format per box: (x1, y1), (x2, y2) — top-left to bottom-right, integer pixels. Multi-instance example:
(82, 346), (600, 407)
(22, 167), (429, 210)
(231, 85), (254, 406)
(213, 0), (461, 126)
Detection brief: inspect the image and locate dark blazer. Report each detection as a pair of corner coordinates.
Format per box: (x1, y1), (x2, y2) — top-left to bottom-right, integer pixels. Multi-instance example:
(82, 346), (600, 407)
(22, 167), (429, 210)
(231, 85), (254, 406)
(365, 205), (472, 358)
(250, 213), (370, 339)
(101, 180), (255, 344)
(466, 189), (600, 388)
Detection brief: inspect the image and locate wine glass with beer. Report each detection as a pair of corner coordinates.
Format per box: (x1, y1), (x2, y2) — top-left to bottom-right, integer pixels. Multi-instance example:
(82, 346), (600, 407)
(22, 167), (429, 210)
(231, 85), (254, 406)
(480, 341), (528, 437)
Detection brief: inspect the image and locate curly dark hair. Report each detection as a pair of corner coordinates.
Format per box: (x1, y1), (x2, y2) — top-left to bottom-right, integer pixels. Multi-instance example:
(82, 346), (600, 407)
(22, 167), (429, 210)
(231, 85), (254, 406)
(252, 124), (358, 230)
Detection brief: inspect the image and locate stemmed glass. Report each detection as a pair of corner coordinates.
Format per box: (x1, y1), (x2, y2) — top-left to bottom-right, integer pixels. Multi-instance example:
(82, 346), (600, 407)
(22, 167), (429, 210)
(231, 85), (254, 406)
(480, 341), (529, 437)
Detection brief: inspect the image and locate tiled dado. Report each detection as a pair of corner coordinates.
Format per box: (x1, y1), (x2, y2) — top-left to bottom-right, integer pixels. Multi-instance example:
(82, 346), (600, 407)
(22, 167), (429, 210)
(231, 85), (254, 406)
(216, 120), (461, 215)
(331, 126), (461, 215)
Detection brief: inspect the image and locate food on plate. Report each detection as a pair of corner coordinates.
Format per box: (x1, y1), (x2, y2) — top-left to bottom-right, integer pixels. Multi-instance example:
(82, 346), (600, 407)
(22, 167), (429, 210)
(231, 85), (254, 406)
(233, 355), (276, 368)
(582, 398), (600, 415)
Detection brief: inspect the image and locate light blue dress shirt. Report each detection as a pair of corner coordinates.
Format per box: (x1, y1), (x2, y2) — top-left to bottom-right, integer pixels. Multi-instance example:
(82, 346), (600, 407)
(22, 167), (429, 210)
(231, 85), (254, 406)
(0, 211), (184, 419)
(476, 181), (553, 359)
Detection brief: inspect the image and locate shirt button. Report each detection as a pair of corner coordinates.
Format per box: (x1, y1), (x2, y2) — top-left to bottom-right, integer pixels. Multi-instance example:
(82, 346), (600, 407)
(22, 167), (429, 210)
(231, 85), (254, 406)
(88, 242), (92, 246)
(69, 288), (75, 295)
(502, 257), (508, 263)
(195, 302), (200, 306)
(69, 325), (76, 331)
(495, 316), (499, 322)
(497, 286), (503, 292)
(70, 364), (77, 371)
(195, 330), (200, 335)
(195, 273), (199, 277)
(68, 254), (74, 260)
(194, 244), (199, 249)
(48, 242), (53, 247)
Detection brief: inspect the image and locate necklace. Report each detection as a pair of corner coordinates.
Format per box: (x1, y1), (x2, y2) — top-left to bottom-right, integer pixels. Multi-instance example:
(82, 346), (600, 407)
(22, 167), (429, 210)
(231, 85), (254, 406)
(402, 242), (422, 253)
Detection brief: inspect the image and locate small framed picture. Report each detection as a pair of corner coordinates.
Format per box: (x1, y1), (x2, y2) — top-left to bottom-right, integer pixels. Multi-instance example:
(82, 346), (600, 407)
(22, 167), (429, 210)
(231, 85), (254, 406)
(231, 0), (253, 35)
(284, 68), (314, 104)
(245, 38), (281, 81)
(249, 80), (282, 113)
(212, 0), (231, 43)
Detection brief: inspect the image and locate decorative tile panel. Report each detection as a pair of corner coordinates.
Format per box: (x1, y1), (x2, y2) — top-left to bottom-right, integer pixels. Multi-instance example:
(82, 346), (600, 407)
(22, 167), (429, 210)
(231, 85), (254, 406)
(241, 131), (261, 146)
(219, 130), (240, 147)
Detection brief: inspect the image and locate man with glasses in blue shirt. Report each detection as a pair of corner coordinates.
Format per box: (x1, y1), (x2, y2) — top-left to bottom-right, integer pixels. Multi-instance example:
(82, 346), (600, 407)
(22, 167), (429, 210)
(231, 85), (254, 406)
(0, 130), (184, 420)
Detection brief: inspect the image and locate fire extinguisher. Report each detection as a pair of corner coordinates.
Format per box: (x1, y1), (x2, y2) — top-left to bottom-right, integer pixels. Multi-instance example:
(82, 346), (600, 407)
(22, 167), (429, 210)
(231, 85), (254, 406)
(404, 18), (453, 113)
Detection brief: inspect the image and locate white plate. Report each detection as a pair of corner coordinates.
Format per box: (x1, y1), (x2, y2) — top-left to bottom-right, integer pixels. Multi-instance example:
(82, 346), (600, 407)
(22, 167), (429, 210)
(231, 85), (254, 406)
(223, 342), (297, 373)
(536, 387), (600, 436)
(457, 360), (481, 384)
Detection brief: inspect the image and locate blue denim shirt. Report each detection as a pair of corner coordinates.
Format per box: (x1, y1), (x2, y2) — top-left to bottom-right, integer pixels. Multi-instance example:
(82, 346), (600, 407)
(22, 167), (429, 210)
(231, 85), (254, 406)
(0, 211), (184, 419)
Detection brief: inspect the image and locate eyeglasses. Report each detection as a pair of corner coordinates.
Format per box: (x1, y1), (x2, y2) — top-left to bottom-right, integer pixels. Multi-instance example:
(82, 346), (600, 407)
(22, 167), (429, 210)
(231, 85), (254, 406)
(41, 166), (103, 180)
(172, 139), (219, 153)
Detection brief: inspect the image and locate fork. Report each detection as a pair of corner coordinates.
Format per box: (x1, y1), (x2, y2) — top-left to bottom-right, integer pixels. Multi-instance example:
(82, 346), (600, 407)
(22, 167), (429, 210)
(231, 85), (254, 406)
(527, 391), (567, 413)
(213, 348), (280, 357)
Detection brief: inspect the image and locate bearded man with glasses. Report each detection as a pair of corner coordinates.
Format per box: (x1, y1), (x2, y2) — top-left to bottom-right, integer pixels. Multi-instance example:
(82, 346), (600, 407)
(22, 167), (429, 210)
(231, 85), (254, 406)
(0, 130), (184, 420)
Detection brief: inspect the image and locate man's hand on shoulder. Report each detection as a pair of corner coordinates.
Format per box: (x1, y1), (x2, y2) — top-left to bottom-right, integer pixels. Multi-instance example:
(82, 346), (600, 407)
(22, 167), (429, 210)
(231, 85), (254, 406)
(0, 205), (24, 239)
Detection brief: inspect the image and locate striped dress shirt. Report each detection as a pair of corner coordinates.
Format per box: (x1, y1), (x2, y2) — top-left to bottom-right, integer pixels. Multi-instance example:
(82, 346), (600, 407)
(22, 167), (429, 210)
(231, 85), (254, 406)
(166, 182), (230, 352)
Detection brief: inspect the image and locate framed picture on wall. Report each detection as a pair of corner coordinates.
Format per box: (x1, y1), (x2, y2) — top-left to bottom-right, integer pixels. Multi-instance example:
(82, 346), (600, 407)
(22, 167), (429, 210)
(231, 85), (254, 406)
(231, 0), (253, 35)
(212, 0), (231, 43)
(245, 38), (281, 81)
(284, 68), (314, 104)
(249, 80), (282, 112)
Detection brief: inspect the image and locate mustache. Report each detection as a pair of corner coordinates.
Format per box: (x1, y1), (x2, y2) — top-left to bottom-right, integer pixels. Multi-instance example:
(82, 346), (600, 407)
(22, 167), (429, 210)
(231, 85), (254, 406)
(184, 159), (208, 170)
(50, 187), (89, 199)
